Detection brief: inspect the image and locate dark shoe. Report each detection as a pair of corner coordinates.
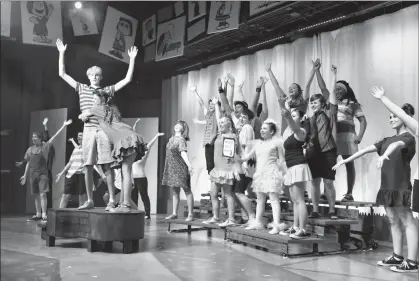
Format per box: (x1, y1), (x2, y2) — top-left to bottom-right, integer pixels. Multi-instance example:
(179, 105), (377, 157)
(304, 191), (309, 198)
(377, 254), (403, 267)
(390, 260), (418, 273)
(320, 194), (327, 201)
(341, 194), (354, 202)
(308, 212), (321, 219)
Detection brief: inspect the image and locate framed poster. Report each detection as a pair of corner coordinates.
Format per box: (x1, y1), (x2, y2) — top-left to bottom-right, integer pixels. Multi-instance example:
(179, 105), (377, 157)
(98, 6), (138, 64)
(1, 1), (12, 37)
(188, 1), (206, 22)
(222, 137), (236, 158)
(70, 7), (98, 36)
(21, 1), (63, 46)
(187, 17), (206, 41)
(142, 15), (156, 46)
(207, 1), (240, 34)
(249, 1), (281, 17)
(155, 16), (186, 61)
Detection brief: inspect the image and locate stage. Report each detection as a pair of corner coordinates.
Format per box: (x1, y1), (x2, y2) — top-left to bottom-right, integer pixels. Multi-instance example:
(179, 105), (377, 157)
(1, 214), (417, 281)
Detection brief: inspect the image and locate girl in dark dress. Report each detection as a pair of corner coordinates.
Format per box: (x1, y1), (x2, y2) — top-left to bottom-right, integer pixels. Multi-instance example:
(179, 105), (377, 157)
(333, 101), (417, 273)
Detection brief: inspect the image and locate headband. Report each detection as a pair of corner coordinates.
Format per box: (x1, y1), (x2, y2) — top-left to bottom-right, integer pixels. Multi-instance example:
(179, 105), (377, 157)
(335, 82), (347, 92)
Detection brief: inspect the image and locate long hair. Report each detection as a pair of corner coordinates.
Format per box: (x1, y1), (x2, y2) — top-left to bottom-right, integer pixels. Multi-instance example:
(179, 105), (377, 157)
(288, 83), (305, 108)
(221, 114), (236, 134)
(336, 80), (359, 105)
(93, 89), (122, 124)
(174, 120), (190, 141)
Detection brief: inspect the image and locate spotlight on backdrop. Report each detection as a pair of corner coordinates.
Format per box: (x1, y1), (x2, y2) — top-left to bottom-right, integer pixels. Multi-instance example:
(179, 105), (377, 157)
(75, 2), (82, 9)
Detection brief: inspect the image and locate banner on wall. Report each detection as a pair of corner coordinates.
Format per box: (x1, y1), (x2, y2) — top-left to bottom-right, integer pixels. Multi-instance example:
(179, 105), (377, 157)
(207, 1), (240, 34)
(21, 1), (63, 46)
(70, 7), (98, 36)
(142, 15), (156, 46)
(188, 1), (206, 22)
(1, 1), (12, 37)
(99, 7), (138, 64)
(155, 16), (186, 61)
(249, 1), (281, 17)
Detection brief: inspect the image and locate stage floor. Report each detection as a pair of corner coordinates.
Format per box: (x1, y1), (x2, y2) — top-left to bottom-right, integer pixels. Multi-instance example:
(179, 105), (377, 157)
(1, 214), (417, 281)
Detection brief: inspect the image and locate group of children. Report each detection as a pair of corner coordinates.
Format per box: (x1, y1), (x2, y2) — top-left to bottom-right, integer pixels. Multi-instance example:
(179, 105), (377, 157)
(162, 60), (418, 272)
(15, 38), (418, 272)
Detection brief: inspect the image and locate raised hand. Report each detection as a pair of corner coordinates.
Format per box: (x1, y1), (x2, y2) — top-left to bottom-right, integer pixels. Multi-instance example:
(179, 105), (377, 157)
(43, 118), (48, 126)
(190, 86), (197, 92)
(56, 39), (67, 52)
(265, 62), (272, 72)
(311, 58), (321, 70)
(261, 76), (269, 85)
(256, 77), (263, 88)
(211, 96), (219, 105)
(371, 86), (385, 100)
(15, 161), (23, 168)
(68, 138), (74, 143)
(128, 46), (138, 58)
(281, 108), (291, 118)
(332, 159), (346, 171)
(331, 64), (337, 75)
(192, 117), (200, 124)
(217, 78), (222, 88)
(238, 81), (244, 91)
(223, 76), (229, 85)
(376, 155), (389, 169)
(157, 132), (165, 137)
(227, 73), (235, 86)
(64, 119), (73, 126)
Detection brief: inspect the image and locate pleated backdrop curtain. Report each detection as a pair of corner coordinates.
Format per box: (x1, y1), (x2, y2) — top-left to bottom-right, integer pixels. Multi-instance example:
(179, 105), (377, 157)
(161, 5), (418, 213)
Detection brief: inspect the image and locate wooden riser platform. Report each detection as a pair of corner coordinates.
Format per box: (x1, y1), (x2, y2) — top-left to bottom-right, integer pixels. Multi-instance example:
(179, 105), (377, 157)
(40, 208), (145, 254)
(166, 219), (227, 239)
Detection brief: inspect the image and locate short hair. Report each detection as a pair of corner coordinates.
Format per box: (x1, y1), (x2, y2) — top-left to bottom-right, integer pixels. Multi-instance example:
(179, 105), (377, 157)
(86, 66), (103, 77)
(32, 132), (43, 139)
(402, 103), (415, 117)
(309, 93), (327, 107)
(221, 115), (236, 134)
(263, 120), (277, 135)
(241, 108), (255, 121)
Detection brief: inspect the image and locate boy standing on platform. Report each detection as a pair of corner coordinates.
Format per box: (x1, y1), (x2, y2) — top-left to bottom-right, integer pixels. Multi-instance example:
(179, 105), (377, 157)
(56, 38), (138, 210)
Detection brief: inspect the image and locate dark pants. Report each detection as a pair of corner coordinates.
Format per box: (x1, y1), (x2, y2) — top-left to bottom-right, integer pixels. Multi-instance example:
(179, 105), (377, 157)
(134, 177), (151, 216)
(205, 144), (215, 173)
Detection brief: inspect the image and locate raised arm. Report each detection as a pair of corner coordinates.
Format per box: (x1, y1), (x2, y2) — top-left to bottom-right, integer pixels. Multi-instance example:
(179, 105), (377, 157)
(114, 46), (138, 92)
(56, 39), (78, 89)
(314, 60), (331, 101)
(303, 60), (319, 100)
(133, 118), (141, 131)
(332, 145), (377, 170)
(192, 118), (207, 125)
(281, 108), (306, 140)
(192, 87), (208, 116)
(227, 74), (236, 107)
(371, 86), (418, 133)
(330, 64), (337, 98)
(46, 120), (73, 145)
(250, 77), (263, 113)
(41, 118), (50, 142)
(68, 138), (79, 149)
(212, 96), (222, 131)
(259, 77), (269, 121)
(147, 132), (164, 150)
(265, 62), (286, 99)
(217, 78), (233, 115)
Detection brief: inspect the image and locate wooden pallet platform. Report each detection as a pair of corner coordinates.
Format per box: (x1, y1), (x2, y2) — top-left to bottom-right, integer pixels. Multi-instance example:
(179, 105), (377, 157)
(280, 215), (359, 226)
(166, 218), (226, 238)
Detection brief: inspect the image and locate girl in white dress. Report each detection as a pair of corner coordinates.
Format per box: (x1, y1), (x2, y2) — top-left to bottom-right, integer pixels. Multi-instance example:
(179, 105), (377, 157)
(240, 119), (286, 234)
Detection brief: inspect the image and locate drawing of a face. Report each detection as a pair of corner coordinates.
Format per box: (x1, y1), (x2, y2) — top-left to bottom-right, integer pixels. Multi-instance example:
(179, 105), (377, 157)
(32, 1), (47, 17)
(117, 19), (132, 36)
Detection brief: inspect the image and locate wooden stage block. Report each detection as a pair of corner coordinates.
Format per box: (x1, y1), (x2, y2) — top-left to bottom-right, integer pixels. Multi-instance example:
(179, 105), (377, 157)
(44, 208), (145, 254)
(226, 226), (324, 257)
(166, 218), (226, 238)
(281, 215), (359, 226)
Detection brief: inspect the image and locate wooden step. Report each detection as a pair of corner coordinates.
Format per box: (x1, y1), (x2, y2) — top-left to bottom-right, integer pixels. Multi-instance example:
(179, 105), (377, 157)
(280, 215), (359, 226)
(166, 218), (225, 229)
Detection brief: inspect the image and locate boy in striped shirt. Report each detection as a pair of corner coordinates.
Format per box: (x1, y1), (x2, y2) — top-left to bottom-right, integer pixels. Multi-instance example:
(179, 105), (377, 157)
(56, 38), (138, 210)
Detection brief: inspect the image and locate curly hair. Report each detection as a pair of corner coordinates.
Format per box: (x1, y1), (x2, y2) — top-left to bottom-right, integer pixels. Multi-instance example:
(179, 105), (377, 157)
(336, 80), (359, 105)
(174, 120), (190, 141)
(93, 89), (122, 124)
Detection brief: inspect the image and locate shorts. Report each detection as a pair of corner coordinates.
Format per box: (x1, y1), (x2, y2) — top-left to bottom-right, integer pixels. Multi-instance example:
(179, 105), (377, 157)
(204, 144), (215, 173)
(412, 180), (419, 213)
(307, 148), (337, 180)
(63, 174), (86, 195)
(29, 174), (49, 195)
(234, 174), (252, 194)
(82, 126), (113, 166)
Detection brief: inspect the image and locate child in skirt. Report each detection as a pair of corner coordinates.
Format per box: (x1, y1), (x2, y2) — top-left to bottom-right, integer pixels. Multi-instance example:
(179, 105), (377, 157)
(333, 97), (417, 273)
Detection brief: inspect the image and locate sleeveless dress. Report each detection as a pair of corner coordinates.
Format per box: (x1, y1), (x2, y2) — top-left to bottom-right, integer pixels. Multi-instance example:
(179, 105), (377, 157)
(252, 138), (285, 193)
(209, 133), (239, 185)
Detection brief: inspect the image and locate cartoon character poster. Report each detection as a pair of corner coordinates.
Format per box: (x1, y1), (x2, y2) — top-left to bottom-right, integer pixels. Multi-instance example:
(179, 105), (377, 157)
(70, 7), (98, 36)
(142, 14), (156, 46)
(249, 1), (281, 17)
(99, 6), (138, 64)
(155, 16), (186, 61)
(1, 1), (12, 37)
(21, 1), (63, 46)
(207, 1), (241, 34)
(188, 1), (206, 22)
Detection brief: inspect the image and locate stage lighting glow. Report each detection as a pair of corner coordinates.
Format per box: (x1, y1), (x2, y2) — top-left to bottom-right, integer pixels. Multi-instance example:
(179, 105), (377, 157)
(75, 2), (82, 9)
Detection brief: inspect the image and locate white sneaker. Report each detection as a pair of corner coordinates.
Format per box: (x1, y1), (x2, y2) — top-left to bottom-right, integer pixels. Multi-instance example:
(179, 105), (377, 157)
(269, 227), (280, 234)
(245, 221), (264, 230)
(218, 219), (237, 227)
(202, 217), (220, 225)
(290, 229), (311, 239)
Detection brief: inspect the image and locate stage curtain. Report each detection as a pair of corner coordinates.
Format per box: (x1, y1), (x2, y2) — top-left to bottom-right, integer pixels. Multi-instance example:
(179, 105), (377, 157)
(161, 5), (418, 210)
